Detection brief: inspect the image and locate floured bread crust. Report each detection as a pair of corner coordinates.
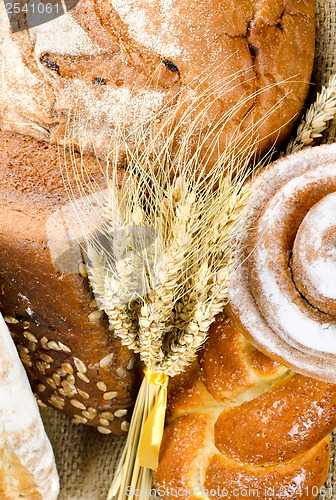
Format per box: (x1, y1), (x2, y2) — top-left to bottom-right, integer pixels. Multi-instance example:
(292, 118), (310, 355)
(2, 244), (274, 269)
(0, 0), (315, 168)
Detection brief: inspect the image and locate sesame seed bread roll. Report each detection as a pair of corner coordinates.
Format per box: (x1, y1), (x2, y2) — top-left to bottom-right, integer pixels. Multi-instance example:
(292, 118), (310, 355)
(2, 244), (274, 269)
(0, 0), (315, 170)
(0, 130), (141, 436)
(156, 315), (336, 500)
(0, 311), (59, 500)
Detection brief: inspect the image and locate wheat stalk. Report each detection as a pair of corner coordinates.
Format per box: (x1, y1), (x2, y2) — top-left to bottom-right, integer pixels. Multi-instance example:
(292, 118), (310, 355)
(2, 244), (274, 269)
(286, 73), (336, 154)
(59, 69), (298, 500)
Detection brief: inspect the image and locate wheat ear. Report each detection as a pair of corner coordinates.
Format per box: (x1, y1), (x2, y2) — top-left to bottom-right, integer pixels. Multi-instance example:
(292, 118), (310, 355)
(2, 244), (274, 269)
(286, 73), (336, 154)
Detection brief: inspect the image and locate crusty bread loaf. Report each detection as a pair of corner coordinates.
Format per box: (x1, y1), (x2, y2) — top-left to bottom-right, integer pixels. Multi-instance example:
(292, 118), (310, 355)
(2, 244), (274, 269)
(156, 314), (336, 500)
(0, 0), (315, 169)
(0, 130), (141, 436)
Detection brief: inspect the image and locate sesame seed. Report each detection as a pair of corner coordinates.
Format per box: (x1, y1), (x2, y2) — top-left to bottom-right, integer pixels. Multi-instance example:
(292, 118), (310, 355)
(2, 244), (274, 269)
(87, 407), (97, 416)
(82, 410), (94, 420)
(126, 357), (135, 370)
(38, 384), (46, 393)
(88, 310), (104, 322)
(40, 337), (49, 349)
(98, 427), (112, 435)
(52, 373), (61, 386)
(114, 409), (127, 418)
(4, 315), (19, 324)
(48, 395), (65, 409)
(17, 344), (29, 354)
(48, 340), (61, 351)
(70, 399), (86, 410)
(46, 377), (57, 389)
(121, 421), (130, 432)
(59, 388), (67, 397)
(99, 418), (110, 427)
(28, 341), (36, 352)
(37, 399), (47, 408)
(96, 381), (107, 392)
(89, 298), (98, 308)
(22, 321), (30, 329)
(40, 353), (54, 363)
(23, 331), (38, 343)
(62, 381), (77, 397)
(79, 262), (88, 277)
(66, 374), (75, 384)
(25, 306), (34, 317)
(36, 361), (46, 374)
(62, 362), (73, 375)
(103, 391), (118, 401)
(73, 415), (88, 424)
(77, 389), (90, 400)
(99, 353), (114, 368)
(21, 356), (32, 367)
(77, 372), (90, 383)
(57, 367), (67, 377)
(58, 342), (71, 353)
(101, 411), (114, 420)
(116, 367), (127, 377)
(74, 357), (87, 373)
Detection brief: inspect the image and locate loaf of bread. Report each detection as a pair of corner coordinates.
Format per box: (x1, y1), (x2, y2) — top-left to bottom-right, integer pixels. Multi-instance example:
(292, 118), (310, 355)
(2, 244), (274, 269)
(0, 0), (315, 169)
(0, 130), (141, 436)
(0, 311), (59, 500)
(156, 314), (336, 500)
(227, 143), (336, 383)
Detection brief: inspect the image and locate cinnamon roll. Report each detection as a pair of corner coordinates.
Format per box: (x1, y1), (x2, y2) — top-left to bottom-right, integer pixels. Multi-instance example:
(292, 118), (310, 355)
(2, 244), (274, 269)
(227, 144), (336, 382)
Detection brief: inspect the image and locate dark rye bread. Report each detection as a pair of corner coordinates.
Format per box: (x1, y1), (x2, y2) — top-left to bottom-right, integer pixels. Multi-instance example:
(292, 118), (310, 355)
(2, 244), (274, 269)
(0, 130), (141, 436)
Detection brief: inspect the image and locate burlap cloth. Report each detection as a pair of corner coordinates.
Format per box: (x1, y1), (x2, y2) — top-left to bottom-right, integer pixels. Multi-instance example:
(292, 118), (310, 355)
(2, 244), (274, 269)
(39, 2), (336, 498)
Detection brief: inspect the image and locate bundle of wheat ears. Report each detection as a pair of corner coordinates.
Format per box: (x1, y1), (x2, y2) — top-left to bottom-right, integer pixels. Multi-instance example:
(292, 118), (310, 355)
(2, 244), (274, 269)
(63, 71), (336, 500)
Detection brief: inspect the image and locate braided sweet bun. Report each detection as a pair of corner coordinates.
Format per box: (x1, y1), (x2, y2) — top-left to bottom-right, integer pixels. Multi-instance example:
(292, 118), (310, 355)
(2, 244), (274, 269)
(0, 0), (315, 168)
(227, 144), (336, 382)
(156, 314), (336, 500)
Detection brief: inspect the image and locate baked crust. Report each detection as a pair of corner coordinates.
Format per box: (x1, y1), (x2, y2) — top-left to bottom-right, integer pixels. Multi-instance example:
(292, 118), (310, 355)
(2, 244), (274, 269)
(0, 130), (141, 436)
(0, 311), (59, 500)
(156, 315), (336, 499)
(0, 0), (315, 168)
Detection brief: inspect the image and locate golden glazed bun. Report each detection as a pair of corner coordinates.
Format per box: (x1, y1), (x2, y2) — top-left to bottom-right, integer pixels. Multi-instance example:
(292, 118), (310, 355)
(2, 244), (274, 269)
(0, 130), (141, 436)
(0, 0), (315, 168)
(156, 314), (336, 500)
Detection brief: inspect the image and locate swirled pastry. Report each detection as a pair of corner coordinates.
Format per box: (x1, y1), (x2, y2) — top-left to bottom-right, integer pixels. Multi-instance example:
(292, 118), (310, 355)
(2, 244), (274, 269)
(227, 144), (336, 382)
(156, 315), (336, 500)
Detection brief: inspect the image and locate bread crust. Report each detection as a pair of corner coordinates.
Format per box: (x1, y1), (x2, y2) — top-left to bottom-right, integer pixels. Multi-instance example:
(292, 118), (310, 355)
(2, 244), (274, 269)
(0, 130), (141, 435)
(0, 0), (315, 168)
(156, 315), (336, 500)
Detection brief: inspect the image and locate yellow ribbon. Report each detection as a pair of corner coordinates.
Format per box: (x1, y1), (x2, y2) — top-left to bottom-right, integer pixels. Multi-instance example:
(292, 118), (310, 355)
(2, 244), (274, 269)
(138, 368), (169, 472)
